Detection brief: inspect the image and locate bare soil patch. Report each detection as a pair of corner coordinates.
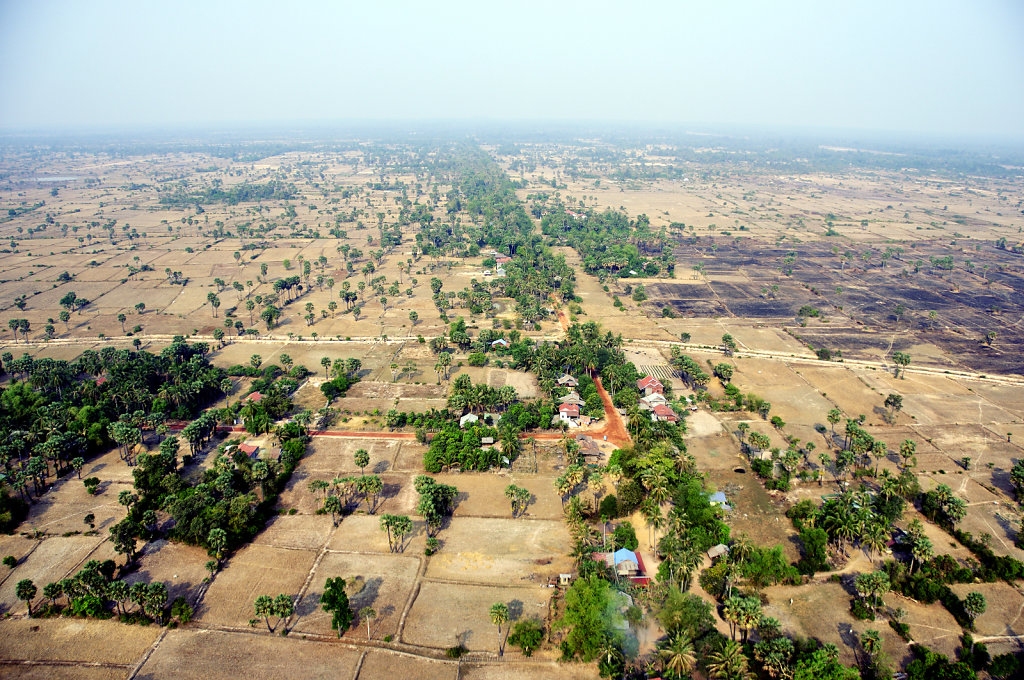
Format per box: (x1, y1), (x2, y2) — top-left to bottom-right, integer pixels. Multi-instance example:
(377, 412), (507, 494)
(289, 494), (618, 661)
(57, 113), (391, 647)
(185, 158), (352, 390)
(197, 544), (317, 627)
(291, 551), (419, 639)
(0, 617), (160, 665)
(424, 517), (571, 585)
(135, 628), (361, 680)
(403, 580), (551, 651)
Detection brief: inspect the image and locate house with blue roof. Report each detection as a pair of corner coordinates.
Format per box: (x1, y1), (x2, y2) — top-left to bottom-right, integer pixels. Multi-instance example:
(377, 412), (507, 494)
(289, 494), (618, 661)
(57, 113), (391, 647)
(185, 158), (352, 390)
(708, 491), (732, 511)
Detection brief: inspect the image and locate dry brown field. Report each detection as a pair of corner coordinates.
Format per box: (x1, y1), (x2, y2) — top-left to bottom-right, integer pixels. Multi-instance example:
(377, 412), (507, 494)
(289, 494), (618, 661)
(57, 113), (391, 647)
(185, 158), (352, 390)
(1, 140), (1023, 678)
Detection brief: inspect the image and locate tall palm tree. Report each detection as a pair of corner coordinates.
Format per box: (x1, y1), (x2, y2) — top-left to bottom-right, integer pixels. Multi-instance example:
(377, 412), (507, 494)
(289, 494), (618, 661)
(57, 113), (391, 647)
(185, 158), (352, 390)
(659, 633), (697, 679)
(489, 602), (509, 657)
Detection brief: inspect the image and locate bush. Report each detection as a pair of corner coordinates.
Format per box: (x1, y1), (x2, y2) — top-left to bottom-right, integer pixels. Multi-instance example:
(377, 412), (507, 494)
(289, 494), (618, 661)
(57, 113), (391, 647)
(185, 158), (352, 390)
(889, 620), (912, 641)
(611, 523), (638, 551)
(617, 480), (643, 513)
(467, 352), (487, 367)
(851, 597), (875, 620)
(597, 494), (618, 520)
(508, 618), (544, 657)
(751, 459), (773, 479)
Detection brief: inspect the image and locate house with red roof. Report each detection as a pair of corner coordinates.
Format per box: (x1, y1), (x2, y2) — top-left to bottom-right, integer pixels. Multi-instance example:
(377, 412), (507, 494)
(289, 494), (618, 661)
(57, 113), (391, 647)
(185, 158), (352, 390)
(244, 391), (264, 403)
(651, 404), (679, 423)
(558, 402), (580, 427)
(636, 375), (664, 396)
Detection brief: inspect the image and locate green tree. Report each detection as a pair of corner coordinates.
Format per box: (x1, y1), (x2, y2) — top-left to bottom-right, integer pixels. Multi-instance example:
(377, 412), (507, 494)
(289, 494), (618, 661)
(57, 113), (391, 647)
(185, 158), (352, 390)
(559, 576), (612, 661)
(208, 527), (228, 566)
(273, 593), (294, 631)
(320, 577), (353, 637)
(659, 633), (697, 678)
(359, 606), (376, 639)
(707, 639), (750, 680)
(508, 618), (544, 657)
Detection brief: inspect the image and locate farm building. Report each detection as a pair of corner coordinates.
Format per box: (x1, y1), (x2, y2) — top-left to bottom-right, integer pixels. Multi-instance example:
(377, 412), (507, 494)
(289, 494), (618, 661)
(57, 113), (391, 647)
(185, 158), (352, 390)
(559, 391), (586, 406)
(557, 374), (579, 388)
(574, 434), (601, 460)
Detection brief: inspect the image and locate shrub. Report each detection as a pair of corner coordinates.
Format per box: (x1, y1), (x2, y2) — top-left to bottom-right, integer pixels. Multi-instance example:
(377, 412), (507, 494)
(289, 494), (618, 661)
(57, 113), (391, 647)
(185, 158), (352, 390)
(598, 494), (618, 520)
(508, 618), (544, 657)
(851, 597), (875, 620)
(611, 523), (638, 551)
(889, 620), (912, 641)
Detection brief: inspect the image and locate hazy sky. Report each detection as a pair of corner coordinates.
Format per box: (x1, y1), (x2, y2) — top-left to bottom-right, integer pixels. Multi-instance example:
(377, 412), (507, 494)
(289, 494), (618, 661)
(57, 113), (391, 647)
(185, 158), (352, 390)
(1, 0), (1022, 138)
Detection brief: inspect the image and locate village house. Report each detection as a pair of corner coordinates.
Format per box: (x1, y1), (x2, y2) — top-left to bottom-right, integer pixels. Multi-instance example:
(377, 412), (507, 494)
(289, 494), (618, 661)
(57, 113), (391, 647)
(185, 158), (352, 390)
(557, 402), (580, 427)
(638, 392), (668, 410)
(575, 434), (601, 461)
(557, 374), (579, 388)
(708, 491), (732, 511)
(559, 391), (586, 406)
(650, 403), (679, 423)
(707, 544), (730, 560)
(591, 548), (650, 585)
(636, 376), (663, 396)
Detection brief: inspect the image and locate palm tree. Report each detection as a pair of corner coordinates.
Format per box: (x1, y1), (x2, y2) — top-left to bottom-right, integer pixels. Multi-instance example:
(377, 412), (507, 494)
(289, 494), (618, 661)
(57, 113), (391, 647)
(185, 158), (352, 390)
(861, 629), (881, 662)
(659, 633), (697, 678)
(722, 596), (742, 641)
(254, 594), (275, 632)
(489, 602), (509, 657)
(861, 521), (888, 562)
(708, 639), (750, 680)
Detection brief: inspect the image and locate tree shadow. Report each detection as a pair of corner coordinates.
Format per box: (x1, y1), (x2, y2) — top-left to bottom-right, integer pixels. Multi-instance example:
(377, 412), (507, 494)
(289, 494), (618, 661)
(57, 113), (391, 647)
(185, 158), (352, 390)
(836, 621), (861, 660)
(507, 598), (524, 622)
(350, 577), (385, 610)
(372, 460), (390, 474)
(379, 481), (402, 506)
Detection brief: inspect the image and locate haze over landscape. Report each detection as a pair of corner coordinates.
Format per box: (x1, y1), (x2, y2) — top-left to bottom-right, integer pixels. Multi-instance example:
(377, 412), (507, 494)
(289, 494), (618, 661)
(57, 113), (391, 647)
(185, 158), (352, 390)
(2, 0), (1024, 137)
(1, 3), (1024, 680)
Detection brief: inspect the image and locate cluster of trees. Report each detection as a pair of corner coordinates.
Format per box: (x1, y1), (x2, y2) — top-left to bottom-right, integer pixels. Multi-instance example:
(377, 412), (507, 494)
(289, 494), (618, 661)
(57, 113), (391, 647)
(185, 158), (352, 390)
(539, 204), (675, 279)
(320, 358), (361, 403)
(18, 558), (182, 624)
(309, 450), (384, 523)
(414, 475), (457, 536)
(158, 180), (297, 207)
(422, 424), (503, 473)
(446, 374), (520, 415)
(128, 417), (309, 561)
(0, 341), (226, 531)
